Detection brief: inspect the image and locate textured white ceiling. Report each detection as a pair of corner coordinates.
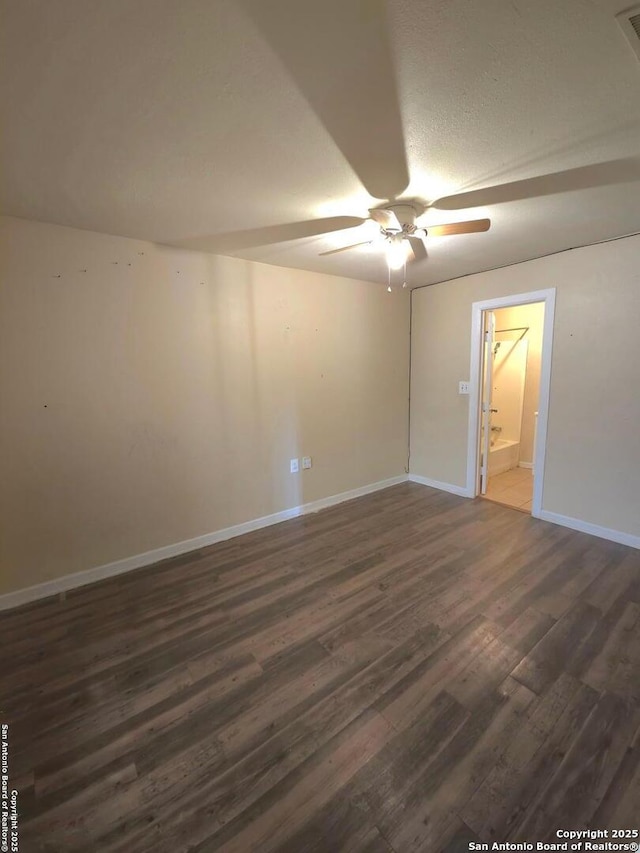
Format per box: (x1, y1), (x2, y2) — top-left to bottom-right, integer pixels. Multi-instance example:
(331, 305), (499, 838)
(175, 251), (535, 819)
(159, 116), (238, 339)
(2, 0), (640, 286)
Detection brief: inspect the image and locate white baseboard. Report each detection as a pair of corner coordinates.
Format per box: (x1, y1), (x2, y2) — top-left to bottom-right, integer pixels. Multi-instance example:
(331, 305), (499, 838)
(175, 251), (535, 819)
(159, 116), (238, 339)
(408, 473), (473, 499)
(518, 461), (533, 469)
(537, 509), (640, 550)
(407, 477), (639, 549)
(0, 475), (408, 612)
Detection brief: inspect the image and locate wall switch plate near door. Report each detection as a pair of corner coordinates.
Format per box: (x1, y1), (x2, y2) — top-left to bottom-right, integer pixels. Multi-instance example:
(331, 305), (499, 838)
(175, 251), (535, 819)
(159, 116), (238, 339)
(458, 381), (470, 395)
(302, 456), (312, 469)
(290, 458), (299, 473)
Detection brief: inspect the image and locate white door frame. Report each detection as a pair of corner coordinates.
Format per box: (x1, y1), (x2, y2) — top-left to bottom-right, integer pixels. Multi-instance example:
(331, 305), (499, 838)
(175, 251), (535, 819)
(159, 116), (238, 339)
(465, 288), (556, 517)
(479, 309), (496, 496)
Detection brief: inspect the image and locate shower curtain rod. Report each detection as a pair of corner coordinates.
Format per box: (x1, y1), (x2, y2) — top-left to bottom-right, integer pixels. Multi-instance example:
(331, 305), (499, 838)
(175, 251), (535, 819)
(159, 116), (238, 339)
(494, 326), (529, 335)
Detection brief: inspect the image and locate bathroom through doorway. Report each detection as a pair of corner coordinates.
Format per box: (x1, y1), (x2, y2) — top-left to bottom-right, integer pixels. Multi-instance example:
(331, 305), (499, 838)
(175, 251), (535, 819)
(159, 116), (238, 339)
(466, 288), (556, 518)
(481, 302), (544, 512)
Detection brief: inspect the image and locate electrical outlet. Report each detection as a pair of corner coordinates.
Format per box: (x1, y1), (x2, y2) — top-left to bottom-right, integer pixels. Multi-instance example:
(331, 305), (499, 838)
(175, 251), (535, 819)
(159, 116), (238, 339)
(290, 458), (299, 473)
(302, 456), (312, 469)
(458, 381), (470, 395)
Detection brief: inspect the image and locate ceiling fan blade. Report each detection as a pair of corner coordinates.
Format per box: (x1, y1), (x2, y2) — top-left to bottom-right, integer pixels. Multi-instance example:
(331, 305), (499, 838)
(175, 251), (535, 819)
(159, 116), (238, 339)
(168, 216), (366, 253)
(407, 235), (428, 261)
(243, 0), (409, 200)
(319, 240), (372, 256)
(369, 208), (402, 232)
(427, 218), (491, 237)
(432, 158), (640, 210)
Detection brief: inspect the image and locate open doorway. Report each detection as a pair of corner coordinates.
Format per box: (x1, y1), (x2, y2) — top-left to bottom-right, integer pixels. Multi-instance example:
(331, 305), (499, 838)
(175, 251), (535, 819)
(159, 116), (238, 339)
(466, 289), (556, 518)
(481, 303), (543, 511)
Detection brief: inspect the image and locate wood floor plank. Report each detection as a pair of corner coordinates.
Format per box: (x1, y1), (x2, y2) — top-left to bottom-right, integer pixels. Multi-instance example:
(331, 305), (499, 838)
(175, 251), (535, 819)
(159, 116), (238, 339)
(513, 692), (640, 841)
(197, 710), (393, 853)
(461, 673), (599, 841)
(446, 608), (553, 709)
(30, 654), (262, 806)
(98, 625), (449, 852)
(373, 615), (503, 728)
(510, 600), (602, 694)
(588, 727), (640, 829)
(580, 601), (640, 698)
(387, 678), (535, 851)
(380, 683), (536, 851)
(279, 692), (470, 853)
(3, 482), (639, 852)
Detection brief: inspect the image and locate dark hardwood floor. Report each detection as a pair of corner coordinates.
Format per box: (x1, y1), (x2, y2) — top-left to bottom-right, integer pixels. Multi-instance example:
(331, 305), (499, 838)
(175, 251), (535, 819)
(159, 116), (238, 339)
(2, 483), (639, 852)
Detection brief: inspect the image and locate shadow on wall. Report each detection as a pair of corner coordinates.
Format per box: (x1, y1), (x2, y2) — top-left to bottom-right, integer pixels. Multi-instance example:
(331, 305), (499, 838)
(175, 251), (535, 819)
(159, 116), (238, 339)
(199, 253), (408, 514)
(206, 256), (305, 515)
(0, 215), (410, 595)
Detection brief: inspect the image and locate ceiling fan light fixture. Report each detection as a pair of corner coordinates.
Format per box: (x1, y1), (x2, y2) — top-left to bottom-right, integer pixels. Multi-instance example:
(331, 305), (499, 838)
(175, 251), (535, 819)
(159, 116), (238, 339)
(386, 235), (408, 270)
(361, 218), (382, 239)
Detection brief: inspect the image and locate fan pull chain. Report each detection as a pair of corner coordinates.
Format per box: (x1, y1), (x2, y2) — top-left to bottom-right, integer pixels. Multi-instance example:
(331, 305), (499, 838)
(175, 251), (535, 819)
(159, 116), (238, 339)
(402, 257), (407, 288)
(387, 263), (392, 293)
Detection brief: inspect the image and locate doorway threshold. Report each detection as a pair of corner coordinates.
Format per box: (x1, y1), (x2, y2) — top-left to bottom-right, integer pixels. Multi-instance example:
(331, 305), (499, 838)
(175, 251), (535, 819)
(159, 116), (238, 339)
(483, 467), (533, 513)
(480, 494), (530, 514)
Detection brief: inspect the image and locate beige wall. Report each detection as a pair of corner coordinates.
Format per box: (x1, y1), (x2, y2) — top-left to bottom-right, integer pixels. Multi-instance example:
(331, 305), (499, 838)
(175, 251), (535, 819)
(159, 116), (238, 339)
(0, 216), (410, 596)
(410, 234), (640, 538)
(493, 302), (544, 463)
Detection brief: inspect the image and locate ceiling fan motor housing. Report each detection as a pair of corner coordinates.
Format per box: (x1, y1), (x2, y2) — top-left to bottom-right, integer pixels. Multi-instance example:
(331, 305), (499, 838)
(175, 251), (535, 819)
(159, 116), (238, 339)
(387, 203), (423, 226)
(385, 202), (424, 230)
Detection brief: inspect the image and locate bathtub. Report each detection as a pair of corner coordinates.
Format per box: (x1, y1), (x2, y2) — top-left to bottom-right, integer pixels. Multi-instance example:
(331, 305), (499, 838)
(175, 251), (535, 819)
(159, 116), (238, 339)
(488, 438), (520, 476)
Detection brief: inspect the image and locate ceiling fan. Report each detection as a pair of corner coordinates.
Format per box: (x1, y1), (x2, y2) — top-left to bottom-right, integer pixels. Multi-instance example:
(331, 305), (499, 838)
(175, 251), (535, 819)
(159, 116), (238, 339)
(170, 0), (640, 278)
(317, 202), (490, 267)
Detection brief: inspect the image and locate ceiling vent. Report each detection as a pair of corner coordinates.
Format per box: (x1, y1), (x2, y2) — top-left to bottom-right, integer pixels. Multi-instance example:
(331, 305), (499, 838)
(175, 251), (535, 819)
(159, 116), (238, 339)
(616, 6), (640, 61)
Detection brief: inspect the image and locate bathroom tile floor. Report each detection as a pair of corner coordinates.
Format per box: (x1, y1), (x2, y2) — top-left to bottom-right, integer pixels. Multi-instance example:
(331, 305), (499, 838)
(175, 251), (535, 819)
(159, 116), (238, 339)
(484, 465), (533, 512)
